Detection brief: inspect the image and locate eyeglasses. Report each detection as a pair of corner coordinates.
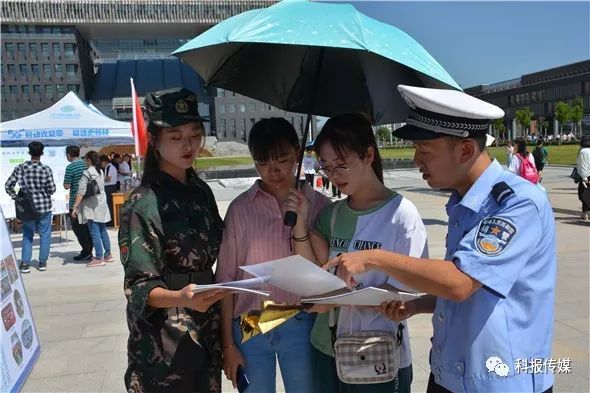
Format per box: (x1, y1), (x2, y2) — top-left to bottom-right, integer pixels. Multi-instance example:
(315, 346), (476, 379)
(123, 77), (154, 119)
(318, 157), (359, 179)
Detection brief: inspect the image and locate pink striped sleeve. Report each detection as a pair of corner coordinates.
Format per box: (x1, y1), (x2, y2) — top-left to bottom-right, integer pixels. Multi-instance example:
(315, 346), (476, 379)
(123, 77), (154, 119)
(216, 202), (240, 283)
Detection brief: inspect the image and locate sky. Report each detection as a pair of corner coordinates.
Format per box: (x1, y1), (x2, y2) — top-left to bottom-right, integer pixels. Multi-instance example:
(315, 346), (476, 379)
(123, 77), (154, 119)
(332, 1), (590, 88)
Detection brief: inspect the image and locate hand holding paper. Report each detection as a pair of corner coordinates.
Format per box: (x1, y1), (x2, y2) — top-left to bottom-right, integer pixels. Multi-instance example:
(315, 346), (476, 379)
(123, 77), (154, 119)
(192, 277), (271, 296)
(239, 255), (423, 307)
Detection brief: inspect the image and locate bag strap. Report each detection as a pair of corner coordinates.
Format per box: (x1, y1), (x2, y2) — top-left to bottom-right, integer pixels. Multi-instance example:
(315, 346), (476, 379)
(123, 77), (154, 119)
(328, 200), (344, 347)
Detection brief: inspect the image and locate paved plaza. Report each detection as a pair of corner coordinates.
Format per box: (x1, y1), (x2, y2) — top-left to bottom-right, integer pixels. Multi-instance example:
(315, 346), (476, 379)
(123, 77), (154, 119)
(10, 166), (589, 392)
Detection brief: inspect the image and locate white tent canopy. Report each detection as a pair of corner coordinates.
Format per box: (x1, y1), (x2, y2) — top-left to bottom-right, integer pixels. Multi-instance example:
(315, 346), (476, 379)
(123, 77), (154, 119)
(0, 92), (132, 145)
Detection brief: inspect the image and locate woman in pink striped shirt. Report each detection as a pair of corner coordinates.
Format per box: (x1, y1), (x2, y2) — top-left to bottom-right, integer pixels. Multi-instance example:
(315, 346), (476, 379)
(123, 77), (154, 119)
(217, 118), (330, 393)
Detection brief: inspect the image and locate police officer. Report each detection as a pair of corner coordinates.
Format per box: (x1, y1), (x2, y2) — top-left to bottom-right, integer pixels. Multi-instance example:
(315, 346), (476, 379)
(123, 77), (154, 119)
(326, 85), (556, 392)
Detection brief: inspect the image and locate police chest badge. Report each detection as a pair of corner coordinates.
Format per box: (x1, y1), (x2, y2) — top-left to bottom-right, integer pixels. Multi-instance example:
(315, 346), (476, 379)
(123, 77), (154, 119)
(475, 217), (516, 256)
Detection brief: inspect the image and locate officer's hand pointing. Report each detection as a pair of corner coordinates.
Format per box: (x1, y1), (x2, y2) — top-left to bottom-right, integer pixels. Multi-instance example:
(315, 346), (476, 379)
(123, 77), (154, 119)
(324, 251), (373, 288)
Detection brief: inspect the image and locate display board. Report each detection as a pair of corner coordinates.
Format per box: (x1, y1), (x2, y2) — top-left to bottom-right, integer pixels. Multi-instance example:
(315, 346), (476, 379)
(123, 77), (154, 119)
(0, 208), (41, 392)
(0, 147), (69, 200)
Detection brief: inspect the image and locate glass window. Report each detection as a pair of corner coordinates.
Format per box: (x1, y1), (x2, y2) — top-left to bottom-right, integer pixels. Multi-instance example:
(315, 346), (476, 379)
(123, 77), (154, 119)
(54, 64), (63, 78)
(229, 104), (235, 113)
(19, 64), (28, 76)
(22, 85), (30, 96)
(29, 43), (37, 57)
(9, 85), (18, 95)
(239, 104), (246, 112)
(248, 102), (256, 112)
(67, 84), (79, 93)
(33, 85), (42, 94)
(43, 64), (52, 78)
(230, 119), (236, 136)
(5, 43), (14, 57)
(52, 43), (60, 57)
(7, 64), (16, 75)
(45, 84), (54, 97)
(31, 64), (40, 77)
(219, 104), (225, 113)
(41, 43), (49, 57)
(56, 84), (65, 95)
(17, 43), (26, 57)
(66, 64), (77, 78)
(64, 43), (76, 59)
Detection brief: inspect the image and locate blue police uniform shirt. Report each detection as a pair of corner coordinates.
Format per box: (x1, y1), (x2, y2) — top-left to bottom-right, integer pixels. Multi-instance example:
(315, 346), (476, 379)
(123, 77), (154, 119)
(431, 159), (556, 392)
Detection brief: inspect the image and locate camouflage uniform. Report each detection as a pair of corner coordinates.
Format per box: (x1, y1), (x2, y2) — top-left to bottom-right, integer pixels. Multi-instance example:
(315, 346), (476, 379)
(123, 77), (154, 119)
(119, 168), (223, 393)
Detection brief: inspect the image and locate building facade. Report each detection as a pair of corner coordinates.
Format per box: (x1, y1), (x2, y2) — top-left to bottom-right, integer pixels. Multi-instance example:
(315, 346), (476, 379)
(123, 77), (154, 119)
(464, 60), (590, 139)
(0, 0), (280, 139)
(214, 90), (316, 142)
(1, 24), (95, 120)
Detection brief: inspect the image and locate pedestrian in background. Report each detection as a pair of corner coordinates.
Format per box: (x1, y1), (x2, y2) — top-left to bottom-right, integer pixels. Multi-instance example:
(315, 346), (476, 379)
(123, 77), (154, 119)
(5, 141), (56, 273)
(505, 141), (514, 166)
(100, 154), (118, 226)
(303, 146), (317, 187)
(576, 135), (590, 220)
(71, 151), (112, 267)
(508, 138), (539, 184)
(532, 139), (549, 182)
(64, 145), (93, 261)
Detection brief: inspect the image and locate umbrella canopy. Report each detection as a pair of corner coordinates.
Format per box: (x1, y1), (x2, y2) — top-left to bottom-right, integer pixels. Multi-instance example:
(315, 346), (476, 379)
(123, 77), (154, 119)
(173, 0), (460, 125)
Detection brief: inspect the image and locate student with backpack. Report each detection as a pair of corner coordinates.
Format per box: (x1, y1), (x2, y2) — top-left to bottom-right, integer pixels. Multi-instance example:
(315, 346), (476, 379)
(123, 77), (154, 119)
(509, 138), (539, 184)
(532, 139), (549, 181)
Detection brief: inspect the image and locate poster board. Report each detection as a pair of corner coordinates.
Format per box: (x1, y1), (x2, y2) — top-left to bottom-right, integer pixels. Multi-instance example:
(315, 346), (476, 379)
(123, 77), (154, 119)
(0, 208), (41, 392)
(0, 147), (69, 200)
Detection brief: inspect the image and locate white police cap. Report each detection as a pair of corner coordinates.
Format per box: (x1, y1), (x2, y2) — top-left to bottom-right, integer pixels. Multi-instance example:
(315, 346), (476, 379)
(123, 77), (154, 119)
(393, 85), (505, 140)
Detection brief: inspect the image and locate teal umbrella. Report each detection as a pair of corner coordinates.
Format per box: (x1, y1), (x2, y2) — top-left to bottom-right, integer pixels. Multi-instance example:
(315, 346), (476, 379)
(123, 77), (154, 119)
(174, 0), (459, 225)
(173, 0), (459, 125)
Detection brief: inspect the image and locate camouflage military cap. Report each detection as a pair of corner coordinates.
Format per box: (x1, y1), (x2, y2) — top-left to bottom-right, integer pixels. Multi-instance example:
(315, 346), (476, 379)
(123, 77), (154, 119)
(144, 87), (209, 131)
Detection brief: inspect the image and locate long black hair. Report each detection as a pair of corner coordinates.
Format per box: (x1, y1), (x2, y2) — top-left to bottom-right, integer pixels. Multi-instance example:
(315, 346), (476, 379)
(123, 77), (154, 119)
(84, 151), (103, 174)
(141, 124), (163, 186)
(314, 113), (384, 183)
(515, 138), (529, 157)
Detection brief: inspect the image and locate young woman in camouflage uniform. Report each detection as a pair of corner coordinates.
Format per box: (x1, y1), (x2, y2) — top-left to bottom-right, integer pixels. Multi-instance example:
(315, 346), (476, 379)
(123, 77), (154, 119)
(118, 88), (230, 392)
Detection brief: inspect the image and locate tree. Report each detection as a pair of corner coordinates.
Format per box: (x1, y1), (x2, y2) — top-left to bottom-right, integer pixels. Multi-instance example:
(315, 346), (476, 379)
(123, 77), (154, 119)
(554, 101), (571, 139)
(515, 107), (533, 136)
(570, 97), (584, 137)
(492, 118), (506, 144)
(376, 127), (390, 147)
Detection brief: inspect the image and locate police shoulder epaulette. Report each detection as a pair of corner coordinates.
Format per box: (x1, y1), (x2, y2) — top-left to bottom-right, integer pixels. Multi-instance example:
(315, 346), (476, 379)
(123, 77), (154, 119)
(491, 182), (514, 204)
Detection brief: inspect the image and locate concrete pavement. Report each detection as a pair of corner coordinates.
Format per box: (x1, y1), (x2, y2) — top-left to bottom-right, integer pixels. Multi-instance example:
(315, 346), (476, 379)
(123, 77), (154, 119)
(11, 166), (589, 392)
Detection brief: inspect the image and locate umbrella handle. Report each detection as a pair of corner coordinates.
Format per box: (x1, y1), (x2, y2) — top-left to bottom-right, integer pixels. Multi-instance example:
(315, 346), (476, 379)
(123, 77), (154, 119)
(283, 49), (324, 227)
(284, 210), (297, 227)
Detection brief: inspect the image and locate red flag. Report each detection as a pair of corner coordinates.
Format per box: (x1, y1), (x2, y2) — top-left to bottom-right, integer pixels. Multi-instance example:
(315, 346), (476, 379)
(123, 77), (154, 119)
(130, 78), (147, 157)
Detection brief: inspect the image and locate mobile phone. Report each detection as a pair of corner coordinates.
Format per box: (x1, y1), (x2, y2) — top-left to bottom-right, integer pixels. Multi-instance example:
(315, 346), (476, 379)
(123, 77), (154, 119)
(236, 365), (249, 393)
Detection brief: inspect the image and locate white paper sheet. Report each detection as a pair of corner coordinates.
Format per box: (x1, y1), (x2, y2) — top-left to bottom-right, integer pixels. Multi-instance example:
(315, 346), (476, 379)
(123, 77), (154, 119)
(240, 255), (347, 297)
(192, 276), (271, 296)
(301, 287), (423, 306)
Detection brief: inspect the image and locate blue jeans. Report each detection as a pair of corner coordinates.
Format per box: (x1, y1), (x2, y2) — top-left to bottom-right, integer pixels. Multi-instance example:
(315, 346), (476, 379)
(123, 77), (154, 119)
(21, 212), (52, 264)
(87, 220), (111, 259)
(232, 311), (316, 393)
